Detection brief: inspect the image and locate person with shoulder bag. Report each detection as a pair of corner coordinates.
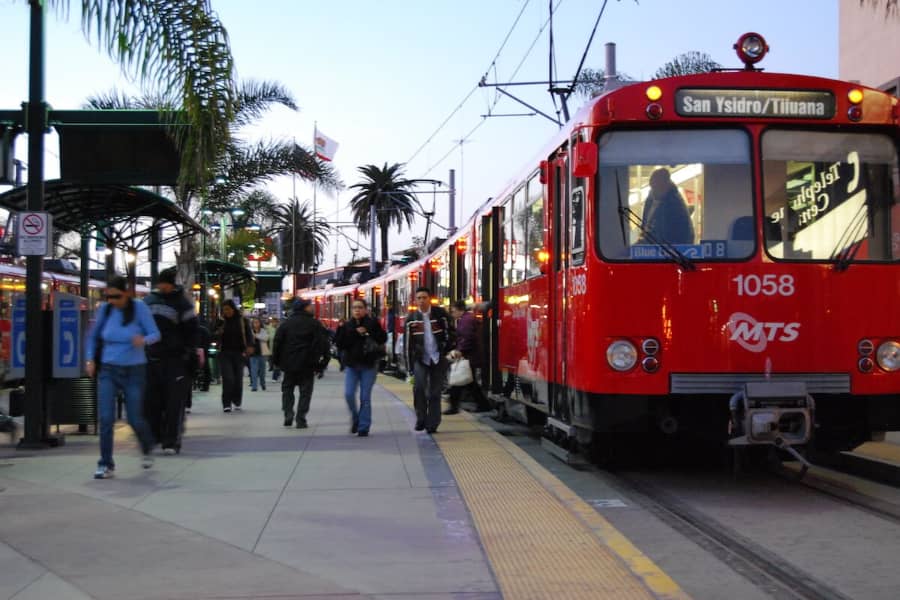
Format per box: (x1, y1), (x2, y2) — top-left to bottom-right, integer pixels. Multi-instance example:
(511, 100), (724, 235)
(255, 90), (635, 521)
(446, 300), (490, 414)
(334, 299), (387, 436)
(214, 299), (254, 413)
(249, 317), (270, 391)
(84, 276), (160, 479)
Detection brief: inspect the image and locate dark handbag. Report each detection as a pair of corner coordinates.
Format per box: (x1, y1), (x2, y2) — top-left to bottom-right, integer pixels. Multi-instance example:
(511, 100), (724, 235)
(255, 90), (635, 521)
(362, 335), (385, 361)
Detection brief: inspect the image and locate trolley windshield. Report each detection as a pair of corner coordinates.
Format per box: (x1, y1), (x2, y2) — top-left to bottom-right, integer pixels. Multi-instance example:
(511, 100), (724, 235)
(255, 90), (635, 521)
(596, 129), (754, 262)
(762, 130), (900, 264)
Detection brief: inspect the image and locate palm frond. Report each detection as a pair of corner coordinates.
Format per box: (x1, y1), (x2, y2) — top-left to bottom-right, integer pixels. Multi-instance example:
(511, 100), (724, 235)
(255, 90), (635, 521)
(231, 80), (298, 129)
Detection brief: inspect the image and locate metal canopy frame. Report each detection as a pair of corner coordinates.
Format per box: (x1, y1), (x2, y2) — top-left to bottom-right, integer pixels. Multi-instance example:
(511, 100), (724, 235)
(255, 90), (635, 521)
(0, 180), (205, 252)
(197, 258), (255, 288)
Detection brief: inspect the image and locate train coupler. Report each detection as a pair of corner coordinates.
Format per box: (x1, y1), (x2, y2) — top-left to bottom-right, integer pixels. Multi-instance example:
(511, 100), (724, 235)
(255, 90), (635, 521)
(728, 381), (814, 466)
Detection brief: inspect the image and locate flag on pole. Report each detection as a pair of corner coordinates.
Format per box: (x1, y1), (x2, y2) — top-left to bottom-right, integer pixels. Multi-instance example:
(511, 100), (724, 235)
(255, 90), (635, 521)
(314, 128), (339, 162)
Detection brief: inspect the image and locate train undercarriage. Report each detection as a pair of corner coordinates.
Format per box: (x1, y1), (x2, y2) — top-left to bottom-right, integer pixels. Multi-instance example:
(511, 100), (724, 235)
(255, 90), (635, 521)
(491, 373), (900, 467)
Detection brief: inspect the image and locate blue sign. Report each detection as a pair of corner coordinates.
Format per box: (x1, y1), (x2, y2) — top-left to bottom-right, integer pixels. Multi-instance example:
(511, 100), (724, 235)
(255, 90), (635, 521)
(630, 240), (728, 260)
(53, 293), (82, 378)
(9, 295), (26, 378)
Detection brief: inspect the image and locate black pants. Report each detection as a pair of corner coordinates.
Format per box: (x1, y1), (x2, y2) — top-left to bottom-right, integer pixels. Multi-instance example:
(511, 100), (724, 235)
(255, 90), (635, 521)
(282, 371), (315, 423)
(219, 351), (245, 409)
(145, 357), (189, 449)
(413, 360), (446, 430)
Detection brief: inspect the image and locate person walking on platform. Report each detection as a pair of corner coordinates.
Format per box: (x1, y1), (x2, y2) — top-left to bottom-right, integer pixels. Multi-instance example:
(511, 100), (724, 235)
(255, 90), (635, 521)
(85, 276), (160, 479)
(272, 298), (329, 429)
(445, 300), (490, 414)
(405, 287), (453, 434)
(266, 317), (281, 382)
(249, 317), (270, 391)
(214, 299), (254, 413)
(143, 268), (202, 454)
(335, 299), (387, 436)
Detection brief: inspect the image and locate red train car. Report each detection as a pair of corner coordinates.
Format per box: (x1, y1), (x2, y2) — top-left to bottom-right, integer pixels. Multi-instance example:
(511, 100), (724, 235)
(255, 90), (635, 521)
(305, 34), (900, 461)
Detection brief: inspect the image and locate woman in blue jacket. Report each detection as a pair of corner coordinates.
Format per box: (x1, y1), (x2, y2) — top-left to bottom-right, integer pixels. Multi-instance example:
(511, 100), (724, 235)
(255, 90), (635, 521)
(85, 276), (161, 479)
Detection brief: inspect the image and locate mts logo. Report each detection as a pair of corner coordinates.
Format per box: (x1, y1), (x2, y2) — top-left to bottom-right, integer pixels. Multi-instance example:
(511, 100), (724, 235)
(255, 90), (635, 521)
(727, 312), (800, 353)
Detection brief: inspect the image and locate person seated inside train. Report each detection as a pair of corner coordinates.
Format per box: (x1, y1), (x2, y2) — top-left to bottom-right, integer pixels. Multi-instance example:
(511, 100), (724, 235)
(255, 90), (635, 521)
(637, 168), (695, 245)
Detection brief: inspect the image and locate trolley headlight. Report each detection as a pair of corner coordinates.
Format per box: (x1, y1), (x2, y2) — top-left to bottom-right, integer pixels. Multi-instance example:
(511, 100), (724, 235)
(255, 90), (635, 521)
(606, 340), (637, 371)
(876, 341), (900, 371)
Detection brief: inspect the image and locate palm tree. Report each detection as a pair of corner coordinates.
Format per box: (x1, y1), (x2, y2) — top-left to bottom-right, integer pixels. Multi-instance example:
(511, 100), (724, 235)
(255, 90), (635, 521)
(85, 80), (341, 283)
(348, 163), (420, 265)
(270, 199), (331, 274)
(32, 0), (237, 183)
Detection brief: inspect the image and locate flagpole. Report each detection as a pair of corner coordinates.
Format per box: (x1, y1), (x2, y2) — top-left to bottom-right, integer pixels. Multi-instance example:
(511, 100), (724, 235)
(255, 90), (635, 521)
(292, 136), (297, 296)
(312, 122), (318, 286)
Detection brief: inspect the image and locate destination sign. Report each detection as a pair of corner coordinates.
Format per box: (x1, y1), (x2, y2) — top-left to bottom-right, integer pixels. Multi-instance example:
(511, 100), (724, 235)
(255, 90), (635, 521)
(675, 89), (835, 119)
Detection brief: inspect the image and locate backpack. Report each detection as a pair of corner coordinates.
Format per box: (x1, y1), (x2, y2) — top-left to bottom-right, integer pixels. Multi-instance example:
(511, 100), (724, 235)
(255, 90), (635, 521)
(308, 325), (332, 371)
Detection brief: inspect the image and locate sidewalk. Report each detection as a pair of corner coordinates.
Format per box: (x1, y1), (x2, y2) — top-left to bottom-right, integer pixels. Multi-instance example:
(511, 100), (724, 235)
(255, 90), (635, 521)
(0, 369), (500, 600)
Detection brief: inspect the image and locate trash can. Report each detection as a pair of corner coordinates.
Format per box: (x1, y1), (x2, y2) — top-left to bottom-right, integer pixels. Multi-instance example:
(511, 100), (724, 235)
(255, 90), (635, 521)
(49, 377), (97, 432)
(8, 386), (24, 417)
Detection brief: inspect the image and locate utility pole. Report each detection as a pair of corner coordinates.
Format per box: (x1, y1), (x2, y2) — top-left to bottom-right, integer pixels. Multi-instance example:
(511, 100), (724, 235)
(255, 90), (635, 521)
(22, 0), (50, 447)
(369, 204), (376, 274)
(448, 169), (456, 236)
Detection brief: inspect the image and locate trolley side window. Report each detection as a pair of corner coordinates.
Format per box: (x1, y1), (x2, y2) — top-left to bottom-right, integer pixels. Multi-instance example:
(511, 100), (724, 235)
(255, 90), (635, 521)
(761, 130), (900, 263)
(595, 129), (753, 262)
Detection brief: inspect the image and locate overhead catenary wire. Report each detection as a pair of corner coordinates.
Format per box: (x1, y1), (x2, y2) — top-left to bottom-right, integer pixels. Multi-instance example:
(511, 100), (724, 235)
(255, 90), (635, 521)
(405, 0), (533, 166)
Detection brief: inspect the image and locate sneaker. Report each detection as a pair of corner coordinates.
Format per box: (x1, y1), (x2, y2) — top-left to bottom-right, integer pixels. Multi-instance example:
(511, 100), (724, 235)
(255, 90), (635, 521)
(414, 422), (425, 432)
(357, 430), (369, 437)
(234, 406), (243, 412)
(350, 419), (359, 434)
(162, 447), (177, 456)
(93, 465), (114, 479)
(283, 416), (293, 427)
(426, 427), (438, 434)
(250, 388), (257, 392)
(296, 420), (308, 429)
(261, 385), (266, 391)
(223, 407), (232, 413)
(142, 454), (154, 469)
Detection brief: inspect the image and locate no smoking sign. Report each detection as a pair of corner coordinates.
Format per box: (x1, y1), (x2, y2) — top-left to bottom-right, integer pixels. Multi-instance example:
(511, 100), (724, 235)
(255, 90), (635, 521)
(16, 211), (53, 256)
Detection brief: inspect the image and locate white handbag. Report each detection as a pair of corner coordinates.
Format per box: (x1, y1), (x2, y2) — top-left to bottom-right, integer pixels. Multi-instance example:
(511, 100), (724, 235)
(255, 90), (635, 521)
(447, 357), (474, 387)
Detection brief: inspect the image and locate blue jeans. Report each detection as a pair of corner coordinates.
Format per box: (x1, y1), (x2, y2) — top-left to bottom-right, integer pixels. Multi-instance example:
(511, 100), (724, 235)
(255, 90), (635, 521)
(98, 364), (155, 468)
(249, 355), (266, 390)
(344, 365), (377, 432)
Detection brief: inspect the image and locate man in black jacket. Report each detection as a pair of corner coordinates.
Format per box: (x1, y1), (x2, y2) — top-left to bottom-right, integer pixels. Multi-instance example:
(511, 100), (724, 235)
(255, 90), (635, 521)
(405, 287), (453, 434)
(144, 268), (202, 454)
(272, 298), (329, 428)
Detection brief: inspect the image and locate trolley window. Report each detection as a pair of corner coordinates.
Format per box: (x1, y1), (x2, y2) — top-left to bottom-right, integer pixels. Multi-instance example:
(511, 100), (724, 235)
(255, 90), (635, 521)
(761, 130), (900, 264)
(596, 129), (753, 262)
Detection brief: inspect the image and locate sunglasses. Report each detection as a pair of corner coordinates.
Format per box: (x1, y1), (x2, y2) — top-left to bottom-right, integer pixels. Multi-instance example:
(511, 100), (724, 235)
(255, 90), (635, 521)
(104, 293), (124, 300)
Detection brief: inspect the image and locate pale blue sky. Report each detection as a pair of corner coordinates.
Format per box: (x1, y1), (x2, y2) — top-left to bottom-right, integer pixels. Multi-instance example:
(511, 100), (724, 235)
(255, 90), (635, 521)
(0, 0), (838, 268)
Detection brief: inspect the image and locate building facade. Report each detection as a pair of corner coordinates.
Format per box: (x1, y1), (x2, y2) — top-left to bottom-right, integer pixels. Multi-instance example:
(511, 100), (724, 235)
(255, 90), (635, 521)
(840, 0), (900, 92)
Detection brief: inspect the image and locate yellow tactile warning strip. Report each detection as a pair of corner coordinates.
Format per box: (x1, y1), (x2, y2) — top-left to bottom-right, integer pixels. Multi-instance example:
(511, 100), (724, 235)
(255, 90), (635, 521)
(851, 441), (900, 464)
(380, 377), (690, 600)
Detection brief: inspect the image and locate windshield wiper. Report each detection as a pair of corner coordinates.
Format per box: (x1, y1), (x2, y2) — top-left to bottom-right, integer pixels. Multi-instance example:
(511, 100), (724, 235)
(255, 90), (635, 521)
(830, 199), (868, 271)
(616, 176), (695, 271)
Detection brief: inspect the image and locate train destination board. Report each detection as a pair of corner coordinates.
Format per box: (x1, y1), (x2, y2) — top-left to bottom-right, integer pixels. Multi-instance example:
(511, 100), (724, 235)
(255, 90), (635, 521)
(675, 89), (835, 119)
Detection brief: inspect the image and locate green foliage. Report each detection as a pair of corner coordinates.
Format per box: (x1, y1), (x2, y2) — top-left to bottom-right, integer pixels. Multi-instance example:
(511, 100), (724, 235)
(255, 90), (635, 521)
(653, 51), (722, 79)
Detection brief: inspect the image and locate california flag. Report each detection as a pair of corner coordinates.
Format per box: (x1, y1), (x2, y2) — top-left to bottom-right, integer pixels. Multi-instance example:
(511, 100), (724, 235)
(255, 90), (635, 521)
(314, 129), (339, 162)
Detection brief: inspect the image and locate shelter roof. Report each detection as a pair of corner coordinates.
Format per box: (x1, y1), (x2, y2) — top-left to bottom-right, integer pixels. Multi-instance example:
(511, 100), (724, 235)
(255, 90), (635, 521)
(197, 259), (255, 288)
(0, 180), (204, 251)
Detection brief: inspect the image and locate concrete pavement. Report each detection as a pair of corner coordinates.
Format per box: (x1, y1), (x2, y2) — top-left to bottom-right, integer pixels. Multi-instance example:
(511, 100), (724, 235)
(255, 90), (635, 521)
(0, 369), (500, 599)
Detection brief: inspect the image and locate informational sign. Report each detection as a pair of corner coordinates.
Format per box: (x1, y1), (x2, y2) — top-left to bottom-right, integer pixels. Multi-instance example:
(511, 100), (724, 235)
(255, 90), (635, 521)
(8, 294), (25, 379)
(53, 293), (82, 378)
(265, 292), (281, 317)
(675, 89), (835, 119)
(630, 240), (727, 260)
(15, 211), (53, 256)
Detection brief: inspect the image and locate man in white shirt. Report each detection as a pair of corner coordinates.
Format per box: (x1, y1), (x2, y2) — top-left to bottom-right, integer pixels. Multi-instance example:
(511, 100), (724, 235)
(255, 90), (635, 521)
(404, 287), (452, 433)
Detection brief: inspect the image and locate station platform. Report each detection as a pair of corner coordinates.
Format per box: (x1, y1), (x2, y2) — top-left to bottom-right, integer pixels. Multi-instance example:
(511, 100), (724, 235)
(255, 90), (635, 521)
(0, 368), (687, 600)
